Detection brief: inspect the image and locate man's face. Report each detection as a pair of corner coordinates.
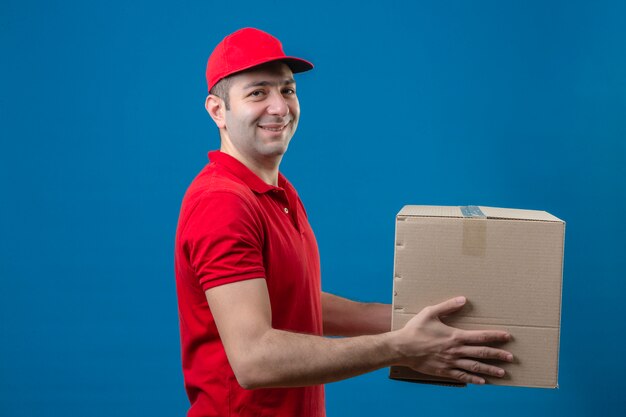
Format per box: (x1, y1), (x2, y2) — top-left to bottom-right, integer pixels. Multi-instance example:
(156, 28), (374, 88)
(220, 62), (300, 163)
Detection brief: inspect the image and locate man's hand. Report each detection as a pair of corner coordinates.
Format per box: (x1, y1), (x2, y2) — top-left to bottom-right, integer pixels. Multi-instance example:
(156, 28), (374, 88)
(393, 296), (513, 384)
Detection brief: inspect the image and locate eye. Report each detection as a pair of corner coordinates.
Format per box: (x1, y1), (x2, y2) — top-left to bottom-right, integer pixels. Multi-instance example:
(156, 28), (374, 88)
(282, 87), (296, 96)
(249, 90), (266, 98)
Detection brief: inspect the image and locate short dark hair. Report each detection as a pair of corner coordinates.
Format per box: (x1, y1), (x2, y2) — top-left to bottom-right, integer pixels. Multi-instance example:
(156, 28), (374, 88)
(209, 77), (232, 110)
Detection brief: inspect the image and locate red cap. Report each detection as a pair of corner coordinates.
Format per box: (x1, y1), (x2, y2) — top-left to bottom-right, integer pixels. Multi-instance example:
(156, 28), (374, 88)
(205, 28), (314, 93)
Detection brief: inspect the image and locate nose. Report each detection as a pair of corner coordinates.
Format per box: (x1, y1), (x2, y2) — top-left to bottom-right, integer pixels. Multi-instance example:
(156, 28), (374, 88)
(266, 91), (290, 117)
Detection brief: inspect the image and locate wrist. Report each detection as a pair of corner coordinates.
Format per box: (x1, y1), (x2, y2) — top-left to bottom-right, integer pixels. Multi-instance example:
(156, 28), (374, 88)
(383, 329), (410, 367)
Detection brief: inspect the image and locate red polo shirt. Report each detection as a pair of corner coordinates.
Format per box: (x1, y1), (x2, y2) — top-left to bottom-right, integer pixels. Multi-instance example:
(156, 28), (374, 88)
(175, 151), (325, 417)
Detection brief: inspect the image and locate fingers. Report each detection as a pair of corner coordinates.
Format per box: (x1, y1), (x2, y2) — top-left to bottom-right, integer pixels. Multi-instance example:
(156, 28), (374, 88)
(438, 360), (507, 385)
(457, 329), (511, 345)
(438, 345), (512, 385)
(455, 359), (506, 378)
(436, 333), (513, 385)
(426, 296), (467, 317)
(446, 369), (486, 385)
(447, 345), (513, 363)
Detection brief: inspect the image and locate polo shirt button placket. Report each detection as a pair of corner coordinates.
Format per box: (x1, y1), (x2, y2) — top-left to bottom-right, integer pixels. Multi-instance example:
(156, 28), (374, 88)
(283, 207), (289, 214)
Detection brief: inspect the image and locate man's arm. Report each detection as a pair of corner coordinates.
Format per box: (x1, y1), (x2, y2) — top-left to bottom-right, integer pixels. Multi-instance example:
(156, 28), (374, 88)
(321, 292), (391, 336)
(206, 278), (513, 389)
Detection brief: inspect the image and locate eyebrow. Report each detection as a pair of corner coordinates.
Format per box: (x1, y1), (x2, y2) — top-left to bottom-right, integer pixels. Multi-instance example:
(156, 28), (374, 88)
(242, 78), (296, 90)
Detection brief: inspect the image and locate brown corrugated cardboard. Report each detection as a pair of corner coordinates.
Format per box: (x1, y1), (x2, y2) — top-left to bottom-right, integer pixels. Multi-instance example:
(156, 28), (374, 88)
(389, 205), (565, 388)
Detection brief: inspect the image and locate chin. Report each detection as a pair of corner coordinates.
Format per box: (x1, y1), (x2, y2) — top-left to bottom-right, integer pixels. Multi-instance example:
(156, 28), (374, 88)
(262, 146), (289, 158)
(259, 139), (291, 157)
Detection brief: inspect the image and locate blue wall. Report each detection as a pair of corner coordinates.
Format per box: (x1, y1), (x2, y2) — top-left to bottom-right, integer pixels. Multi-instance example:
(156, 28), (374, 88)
(1, 0), (624, 415)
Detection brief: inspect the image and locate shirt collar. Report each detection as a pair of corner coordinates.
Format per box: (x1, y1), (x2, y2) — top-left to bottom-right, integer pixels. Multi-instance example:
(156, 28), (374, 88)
(208, 151), (287, 194)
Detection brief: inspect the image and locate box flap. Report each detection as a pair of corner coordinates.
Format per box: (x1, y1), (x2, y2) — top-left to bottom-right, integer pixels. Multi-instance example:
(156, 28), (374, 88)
(398, 205), (564, 223)
(480, 207), (563, 222)
(398, 205), (464, 218)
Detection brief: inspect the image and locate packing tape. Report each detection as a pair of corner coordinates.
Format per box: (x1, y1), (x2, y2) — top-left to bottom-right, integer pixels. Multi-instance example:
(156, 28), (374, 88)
(461, 206), (486, 256)
(461, 205), (486, 218)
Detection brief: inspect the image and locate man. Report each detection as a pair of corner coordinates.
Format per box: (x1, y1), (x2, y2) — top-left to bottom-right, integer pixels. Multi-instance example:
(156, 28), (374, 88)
(175, 27), (513, 417)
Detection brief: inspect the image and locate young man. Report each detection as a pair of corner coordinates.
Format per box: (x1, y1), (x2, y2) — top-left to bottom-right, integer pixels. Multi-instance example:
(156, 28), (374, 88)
(175, 28), (513, 417)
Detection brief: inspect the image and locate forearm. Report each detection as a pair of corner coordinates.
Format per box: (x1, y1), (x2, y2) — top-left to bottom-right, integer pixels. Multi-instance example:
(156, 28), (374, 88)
(236, 327), (400, 389)
(322, 292), (391, 336)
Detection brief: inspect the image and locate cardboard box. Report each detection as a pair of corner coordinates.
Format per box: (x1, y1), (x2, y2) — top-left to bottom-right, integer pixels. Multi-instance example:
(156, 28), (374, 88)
(389, 205), (565, 388)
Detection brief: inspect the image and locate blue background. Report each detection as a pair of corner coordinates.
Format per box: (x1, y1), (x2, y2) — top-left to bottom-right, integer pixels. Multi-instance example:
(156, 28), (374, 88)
(1, 0), (625, 415)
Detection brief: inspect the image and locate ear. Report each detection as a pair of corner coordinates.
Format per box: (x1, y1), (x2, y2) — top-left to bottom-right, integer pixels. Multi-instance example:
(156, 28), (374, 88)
(205, 95), (227, 129)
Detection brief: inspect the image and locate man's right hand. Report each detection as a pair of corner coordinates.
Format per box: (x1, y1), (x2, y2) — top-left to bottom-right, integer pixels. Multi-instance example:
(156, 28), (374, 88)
(393, 296), (513, 385)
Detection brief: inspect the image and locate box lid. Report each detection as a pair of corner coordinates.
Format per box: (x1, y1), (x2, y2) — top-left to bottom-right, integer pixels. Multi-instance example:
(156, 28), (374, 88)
(398, 205), (563, 223)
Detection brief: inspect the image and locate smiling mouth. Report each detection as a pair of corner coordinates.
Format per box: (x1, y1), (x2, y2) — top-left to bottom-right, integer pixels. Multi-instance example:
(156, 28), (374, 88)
(259, 124), (289, 132)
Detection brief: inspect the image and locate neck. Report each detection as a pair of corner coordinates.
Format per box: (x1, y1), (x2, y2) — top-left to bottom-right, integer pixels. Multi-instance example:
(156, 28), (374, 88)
(220, 144), (282, 186)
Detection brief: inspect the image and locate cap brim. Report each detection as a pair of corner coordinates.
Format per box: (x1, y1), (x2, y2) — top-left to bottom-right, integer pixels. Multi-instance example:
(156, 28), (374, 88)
(229, 56), (313, 78)
(280, 57), (314, 73)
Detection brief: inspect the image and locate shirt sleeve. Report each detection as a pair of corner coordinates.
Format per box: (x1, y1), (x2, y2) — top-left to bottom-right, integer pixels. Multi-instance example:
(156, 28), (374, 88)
(182, 190), (266, 291)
